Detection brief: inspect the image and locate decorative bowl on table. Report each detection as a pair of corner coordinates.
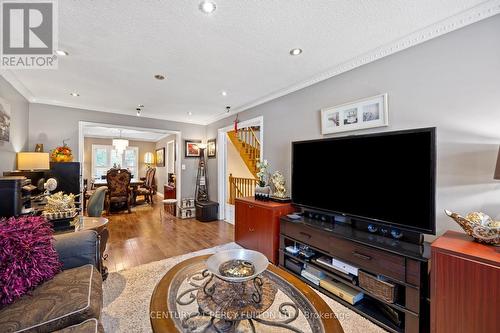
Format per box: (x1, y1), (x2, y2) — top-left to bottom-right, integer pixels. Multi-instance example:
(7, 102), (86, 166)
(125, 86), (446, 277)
(445, 209), (500, 246)
(206, 249), (269, 283)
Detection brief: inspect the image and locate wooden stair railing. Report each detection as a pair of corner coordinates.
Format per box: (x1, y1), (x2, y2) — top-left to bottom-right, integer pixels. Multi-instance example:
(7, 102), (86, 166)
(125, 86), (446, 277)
(228, 174), (257, 205)
(227, 127), (261, 176)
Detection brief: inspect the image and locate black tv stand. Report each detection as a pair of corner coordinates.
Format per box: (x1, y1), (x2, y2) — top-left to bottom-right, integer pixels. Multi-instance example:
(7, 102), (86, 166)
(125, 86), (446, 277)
(301, 208), (425, 246)
(279, 215), (430, 333)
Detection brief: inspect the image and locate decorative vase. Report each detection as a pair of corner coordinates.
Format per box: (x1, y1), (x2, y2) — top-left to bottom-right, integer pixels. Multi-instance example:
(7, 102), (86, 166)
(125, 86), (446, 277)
(255, 185), (271, 201)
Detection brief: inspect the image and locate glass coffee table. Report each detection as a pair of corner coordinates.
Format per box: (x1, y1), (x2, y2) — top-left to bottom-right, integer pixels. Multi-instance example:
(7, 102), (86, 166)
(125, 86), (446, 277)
(150, 254), (344, 333)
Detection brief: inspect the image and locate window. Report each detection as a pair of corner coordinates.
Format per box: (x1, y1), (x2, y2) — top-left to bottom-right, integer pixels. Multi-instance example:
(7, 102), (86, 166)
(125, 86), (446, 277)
(91, 144), (139, 179)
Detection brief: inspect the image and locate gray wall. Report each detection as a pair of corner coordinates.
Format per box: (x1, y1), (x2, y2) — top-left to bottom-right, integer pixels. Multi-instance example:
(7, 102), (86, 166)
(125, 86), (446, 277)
(155, 134), (177, 193)
(207, 15), (500, 238)
(28, 104), (205, 198)
(0, 77), (29, 173)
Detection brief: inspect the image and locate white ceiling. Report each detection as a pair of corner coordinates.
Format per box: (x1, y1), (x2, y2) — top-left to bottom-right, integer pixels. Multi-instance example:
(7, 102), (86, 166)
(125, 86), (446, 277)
(83, 125), (170, 142)
(2, 0), (499, 125)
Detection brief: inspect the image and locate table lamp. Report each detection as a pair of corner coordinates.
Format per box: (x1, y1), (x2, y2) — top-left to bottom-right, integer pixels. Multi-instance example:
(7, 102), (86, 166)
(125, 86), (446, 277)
(495, 147), (500, 180)
(17, 152), (50, 171)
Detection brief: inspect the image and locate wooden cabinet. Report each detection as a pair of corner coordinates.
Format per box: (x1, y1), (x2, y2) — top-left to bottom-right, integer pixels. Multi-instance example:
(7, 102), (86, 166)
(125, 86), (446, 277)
(235, 197), (294, 264)
(163, 185), (176, 199)
(280, 216), (430, 333)
(431, 231), (499, 333)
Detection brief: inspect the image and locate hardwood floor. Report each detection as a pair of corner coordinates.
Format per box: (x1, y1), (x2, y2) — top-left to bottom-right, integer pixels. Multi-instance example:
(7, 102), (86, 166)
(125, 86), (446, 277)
(104, 196), (234, 272)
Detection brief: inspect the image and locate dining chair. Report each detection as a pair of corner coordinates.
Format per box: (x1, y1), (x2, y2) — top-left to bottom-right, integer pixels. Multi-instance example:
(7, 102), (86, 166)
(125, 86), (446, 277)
(105, 168), (132, 213)
(135, 168), (156, 204)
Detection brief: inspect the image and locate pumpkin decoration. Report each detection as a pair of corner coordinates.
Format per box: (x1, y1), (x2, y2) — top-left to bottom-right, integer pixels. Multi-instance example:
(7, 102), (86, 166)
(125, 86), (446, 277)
(51, 141), (73, 162)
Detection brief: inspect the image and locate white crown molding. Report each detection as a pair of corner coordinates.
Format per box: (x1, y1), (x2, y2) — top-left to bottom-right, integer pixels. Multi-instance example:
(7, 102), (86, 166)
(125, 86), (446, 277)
(2, 1), (500, 126)
(205, 0), (500, 125)
(0, 70), (36, 102)
(29, 98), (208, 126)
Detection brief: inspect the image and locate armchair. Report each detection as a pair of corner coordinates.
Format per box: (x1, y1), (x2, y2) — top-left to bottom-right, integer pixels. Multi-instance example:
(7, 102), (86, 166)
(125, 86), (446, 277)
(106, 168), (132, 213)
(82, 178), (95, 212)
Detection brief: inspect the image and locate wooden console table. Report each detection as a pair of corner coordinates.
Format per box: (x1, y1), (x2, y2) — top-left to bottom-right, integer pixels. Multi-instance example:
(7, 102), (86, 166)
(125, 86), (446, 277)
(234, 197), (294, 264)
(431, 231), (499, 333)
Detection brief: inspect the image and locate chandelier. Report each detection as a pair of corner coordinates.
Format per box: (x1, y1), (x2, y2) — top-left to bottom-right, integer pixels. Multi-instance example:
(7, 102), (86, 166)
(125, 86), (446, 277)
(112, 130), (129, 155)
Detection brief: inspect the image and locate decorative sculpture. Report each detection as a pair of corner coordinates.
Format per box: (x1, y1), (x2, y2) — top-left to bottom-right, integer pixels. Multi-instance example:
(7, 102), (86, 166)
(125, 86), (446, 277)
(271, 171), (287, 198)
(270, 170), (291, 202)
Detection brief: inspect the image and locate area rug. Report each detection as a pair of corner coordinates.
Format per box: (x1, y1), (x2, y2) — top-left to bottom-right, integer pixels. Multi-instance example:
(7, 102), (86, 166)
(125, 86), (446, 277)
(102, 243), (386, 332)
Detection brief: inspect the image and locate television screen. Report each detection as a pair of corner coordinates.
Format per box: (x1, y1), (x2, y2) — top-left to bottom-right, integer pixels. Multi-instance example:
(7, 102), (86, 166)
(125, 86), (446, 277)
(291, 128), (436, 234)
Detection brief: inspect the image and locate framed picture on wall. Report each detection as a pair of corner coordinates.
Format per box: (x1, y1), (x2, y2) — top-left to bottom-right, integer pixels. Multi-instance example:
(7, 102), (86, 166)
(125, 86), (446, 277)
(156, 147), (165, 167)
(0, 97), (11, 142)
(185, 140), (201, 158)
(207, 138), (216, 158)
(320, 94), (388, 135)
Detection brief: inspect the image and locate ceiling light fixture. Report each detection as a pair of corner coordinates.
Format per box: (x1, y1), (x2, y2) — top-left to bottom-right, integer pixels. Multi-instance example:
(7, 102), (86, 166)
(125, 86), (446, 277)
(55, 50), (69, 56)
(136, 108), (141, 116)
(199, 1), (216, 14)
(138, 104), (144, 108)
(112, 130), (129, 155)
(188, 112), (193, 116)
(70, 92), (79, 97)
(221, 91), (227, 96)
(154, 74), (165, 80)
(289, 48), (303, 56)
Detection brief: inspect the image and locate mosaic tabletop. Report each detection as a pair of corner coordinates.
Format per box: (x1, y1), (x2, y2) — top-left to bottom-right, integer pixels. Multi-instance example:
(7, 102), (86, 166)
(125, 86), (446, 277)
(150, 255), (344, 333)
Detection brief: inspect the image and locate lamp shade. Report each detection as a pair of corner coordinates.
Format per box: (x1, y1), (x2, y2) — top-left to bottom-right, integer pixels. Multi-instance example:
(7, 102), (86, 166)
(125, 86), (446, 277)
(144, 152), (154, 164)
(495, 147), (500, 180)
(17, 152), (50, 170)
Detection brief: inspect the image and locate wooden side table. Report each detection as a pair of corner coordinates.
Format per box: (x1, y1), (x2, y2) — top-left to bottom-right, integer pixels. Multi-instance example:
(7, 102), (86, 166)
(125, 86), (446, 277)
(431, 231), (499, 333)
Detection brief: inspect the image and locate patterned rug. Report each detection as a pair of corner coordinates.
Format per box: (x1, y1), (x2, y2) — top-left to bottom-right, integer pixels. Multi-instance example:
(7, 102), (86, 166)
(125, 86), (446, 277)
(102, 243), (386, 332)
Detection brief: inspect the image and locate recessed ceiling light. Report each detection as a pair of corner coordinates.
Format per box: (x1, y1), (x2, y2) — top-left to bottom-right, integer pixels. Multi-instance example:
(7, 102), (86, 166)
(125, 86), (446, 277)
(199, 1), (216, 14)
(187, 112), (193, 116)
(221, 91), (227, 96)
(55, 50), (69, 56)
(289, 48), (303, 56)
(70, 92), (79, 97)
(154, 74), (165, 80)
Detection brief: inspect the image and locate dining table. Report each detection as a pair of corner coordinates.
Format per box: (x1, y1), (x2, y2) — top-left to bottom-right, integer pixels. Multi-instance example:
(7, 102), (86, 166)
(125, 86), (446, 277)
(93, 178), (145, 205)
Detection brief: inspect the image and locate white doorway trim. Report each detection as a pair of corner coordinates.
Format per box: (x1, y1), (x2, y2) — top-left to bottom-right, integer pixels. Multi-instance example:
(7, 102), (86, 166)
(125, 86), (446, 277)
(217, 116), (264, 222)
(78, 121), (182, 201)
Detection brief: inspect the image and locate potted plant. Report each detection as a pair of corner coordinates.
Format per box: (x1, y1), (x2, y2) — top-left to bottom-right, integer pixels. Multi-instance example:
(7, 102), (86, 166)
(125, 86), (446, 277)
(255, 159), (271, 201)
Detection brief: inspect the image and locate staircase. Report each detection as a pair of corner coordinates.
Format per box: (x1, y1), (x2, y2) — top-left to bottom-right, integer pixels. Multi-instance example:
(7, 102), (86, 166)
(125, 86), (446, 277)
(227, 127), (261, 177)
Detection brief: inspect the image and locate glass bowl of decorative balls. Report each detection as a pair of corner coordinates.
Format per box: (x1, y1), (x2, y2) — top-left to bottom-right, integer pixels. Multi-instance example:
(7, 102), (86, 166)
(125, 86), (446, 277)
(445, 209), (500, 246)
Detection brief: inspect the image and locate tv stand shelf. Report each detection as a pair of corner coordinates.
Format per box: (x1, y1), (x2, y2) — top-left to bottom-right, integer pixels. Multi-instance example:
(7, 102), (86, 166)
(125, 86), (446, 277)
(279, 217), (430, 333)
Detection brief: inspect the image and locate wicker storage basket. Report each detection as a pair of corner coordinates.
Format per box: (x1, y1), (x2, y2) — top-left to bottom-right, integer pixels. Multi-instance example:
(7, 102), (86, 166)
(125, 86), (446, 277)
(358, 271), (397, 303)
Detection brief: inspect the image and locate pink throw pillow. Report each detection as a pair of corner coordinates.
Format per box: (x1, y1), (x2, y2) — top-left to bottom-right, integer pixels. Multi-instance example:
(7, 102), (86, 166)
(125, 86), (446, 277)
(0, 216), (62, 307)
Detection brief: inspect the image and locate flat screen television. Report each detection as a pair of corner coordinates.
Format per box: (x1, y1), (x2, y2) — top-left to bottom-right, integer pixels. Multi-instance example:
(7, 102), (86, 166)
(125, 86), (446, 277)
(291, 127), (436, 235)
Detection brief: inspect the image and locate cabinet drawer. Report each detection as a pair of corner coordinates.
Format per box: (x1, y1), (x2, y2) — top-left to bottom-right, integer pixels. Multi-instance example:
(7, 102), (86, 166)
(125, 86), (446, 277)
(282, 221), (331, 250)
(329, 237), (405, 281)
